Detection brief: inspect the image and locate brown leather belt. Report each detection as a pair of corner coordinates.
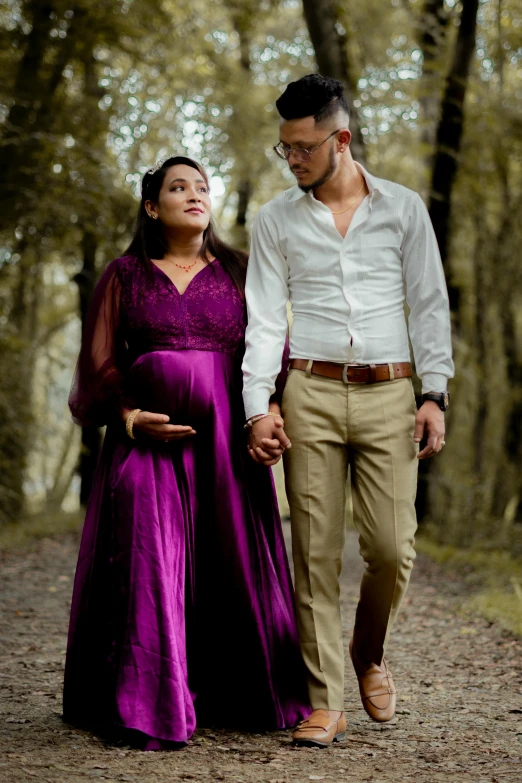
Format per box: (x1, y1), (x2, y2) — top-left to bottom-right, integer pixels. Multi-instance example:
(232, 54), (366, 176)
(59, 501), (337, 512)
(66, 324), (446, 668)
(290, 359), (412, 384)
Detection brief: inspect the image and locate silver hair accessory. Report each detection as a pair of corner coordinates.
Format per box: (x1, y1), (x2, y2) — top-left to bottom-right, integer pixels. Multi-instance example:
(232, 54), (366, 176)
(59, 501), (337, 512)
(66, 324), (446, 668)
(142, 159), (168, 195)
(146, 158), (167, 177)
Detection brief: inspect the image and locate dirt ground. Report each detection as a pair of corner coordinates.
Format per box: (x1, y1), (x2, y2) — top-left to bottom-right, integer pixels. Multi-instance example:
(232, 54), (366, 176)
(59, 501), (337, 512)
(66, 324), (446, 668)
(1, 523), (521, 783)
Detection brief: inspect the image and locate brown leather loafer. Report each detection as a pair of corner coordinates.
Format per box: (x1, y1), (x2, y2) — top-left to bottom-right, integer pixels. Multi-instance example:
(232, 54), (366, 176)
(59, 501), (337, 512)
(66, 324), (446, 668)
(292, 709), (347, 748)
(349, 639), (397, 722)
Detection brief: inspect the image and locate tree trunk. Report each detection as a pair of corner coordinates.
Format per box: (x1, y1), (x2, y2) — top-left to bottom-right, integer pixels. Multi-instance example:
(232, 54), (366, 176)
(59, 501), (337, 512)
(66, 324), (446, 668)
(493, 184), (522, 529)
(0, 1), (54, 145)
(0, 251), (37, 525)
(73, 231), (102, 507)
(0, 1), (54, 229)
(418, 0), (449, 187)
(230, 12), (253, 250)
(301, 0), (366, 165)
(428, 0), (479, 283)
(415, 0), (479, 523)
(0, 333), (33, 525)
(44, 421), (77, 514)
(234, 178), (252, 251)
(0, 2), (83, 230)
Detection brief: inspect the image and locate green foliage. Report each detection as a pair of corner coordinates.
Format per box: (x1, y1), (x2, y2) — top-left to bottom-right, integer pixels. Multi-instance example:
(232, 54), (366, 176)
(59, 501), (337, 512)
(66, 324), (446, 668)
(0, 0), (521, 553)
(424, 0), (522, 545)
(0, 509), (82, 550)
(417, 536), (522, 636)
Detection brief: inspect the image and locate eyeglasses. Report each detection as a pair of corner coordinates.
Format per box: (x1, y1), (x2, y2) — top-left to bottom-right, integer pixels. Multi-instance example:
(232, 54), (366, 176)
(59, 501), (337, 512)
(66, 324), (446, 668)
(273, 129), (341, 163)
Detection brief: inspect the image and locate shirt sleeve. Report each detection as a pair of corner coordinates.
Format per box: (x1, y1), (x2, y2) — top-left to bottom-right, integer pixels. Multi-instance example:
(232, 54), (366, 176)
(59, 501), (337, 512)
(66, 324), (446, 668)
(242, 204), (290, 420)
(402, 192), (454, 393)
(269, 333), (290, 407)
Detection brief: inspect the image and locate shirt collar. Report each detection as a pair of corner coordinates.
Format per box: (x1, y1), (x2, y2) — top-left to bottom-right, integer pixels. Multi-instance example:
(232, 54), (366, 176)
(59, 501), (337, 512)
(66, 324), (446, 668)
(286, 162), (394, 202)
(356, 163), (394, 199)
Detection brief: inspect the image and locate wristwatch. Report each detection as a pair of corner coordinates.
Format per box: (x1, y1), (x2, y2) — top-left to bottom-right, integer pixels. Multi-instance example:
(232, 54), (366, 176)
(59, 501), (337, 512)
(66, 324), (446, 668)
(421, 392), (450, 411)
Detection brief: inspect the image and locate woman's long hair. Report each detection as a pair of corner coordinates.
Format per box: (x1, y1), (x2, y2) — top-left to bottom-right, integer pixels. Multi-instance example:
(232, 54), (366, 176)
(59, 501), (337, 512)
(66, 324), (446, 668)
(126, 156), (247, 294)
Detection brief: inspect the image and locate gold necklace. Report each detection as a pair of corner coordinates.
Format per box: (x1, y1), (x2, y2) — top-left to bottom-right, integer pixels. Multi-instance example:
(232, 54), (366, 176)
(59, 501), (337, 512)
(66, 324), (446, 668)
(165, 256), (199, 273)
(329, 177), (365, 215)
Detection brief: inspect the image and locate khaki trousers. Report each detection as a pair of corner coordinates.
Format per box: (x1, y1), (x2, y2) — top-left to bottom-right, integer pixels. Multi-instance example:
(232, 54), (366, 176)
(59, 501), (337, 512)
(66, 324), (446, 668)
(282, 368), (418, 709)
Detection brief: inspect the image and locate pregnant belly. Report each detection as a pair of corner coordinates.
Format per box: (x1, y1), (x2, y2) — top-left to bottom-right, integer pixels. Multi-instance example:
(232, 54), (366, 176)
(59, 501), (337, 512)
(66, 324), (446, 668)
(128, 350), (236, 425)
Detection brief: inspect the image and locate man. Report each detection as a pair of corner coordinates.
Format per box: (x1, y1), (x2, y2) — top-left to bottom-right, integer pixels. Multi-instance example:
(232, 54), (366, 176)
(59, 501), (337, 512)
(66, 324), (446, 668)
(242, 74), (453, 748)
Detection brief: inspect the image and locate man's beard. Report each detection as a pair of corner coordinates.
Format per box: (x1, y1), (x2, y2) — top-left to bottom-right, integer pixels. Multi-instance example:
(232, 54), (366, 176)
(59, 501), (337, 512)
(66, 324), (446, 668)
(297, 147), (337, 193)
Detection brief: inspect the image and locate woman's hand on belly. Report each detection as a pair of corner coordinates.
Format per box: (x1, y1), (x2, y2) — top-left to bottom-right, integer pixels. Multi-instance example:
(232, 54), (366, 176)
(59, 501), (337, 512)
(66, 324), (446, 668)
(127, 410), (196, 442)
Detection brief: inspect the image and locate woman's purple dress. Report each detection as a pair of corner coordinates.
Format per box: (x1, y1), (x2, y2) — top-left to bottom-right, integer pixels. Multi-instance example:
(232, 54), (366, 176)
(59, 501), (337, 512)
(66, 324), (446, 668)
(63, 255), (309, 747)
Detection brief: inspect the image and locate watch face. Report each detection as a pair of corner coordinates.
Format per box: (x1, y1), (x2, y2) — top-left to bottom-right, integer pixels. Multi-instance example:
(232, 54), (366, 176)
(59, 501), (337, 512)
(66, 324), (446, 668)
(443, 393), (450, 410)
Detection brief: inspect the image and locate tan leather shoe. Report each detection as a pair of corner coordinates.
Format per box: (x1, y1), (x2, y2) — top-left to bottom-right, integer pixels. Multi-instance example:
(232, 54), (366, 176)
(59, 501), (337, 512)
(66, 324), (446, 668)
(292, 709), (346, 748)
(349, 639), (397, 722)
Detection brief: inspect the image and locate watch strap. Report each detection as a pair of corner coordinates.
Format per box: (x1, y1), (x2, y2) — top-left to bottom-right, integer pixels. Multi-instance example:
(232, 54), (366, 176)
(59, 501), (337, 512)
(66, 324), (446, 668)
(421, 392), (450, 411)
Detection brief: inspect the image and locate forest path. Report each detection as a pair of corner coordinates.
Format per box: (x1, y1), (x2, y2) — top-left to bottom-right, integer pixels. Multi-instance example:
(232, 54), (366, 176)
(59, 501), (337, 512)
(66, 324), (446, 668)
(1, 525), (521, 783)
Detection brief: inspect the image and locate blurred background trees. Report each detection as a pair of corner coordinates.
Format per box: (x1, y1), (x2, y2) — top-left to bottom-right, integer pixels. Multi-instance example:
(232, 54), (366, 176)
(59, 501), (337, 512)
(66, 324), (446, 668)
(1, 0), (521, 555)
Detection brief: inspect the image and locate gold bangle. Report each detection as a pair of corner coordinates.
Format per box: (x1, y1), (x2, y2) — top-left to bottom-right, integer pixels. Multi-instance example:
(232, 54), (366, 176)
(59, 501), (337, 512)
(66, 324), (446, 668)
(126, 408), (142, 440)
(244, 411), (284, 430)
(244, 413), (268, 430)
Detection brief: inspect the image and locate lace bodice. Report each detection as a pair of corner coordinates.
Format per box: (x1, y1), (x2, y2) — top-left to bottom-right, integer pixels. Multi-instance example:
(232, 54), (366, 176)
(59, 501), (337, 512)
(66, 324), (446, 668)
(118, 256), (246, 359)
(69, 255), (288, 427)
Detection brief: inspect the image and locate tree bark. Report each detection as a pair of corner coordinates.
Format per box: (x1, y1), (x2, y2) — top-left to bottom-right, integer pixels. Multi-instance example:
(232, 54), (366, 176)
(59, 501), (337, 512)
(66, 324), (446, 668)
(415, 0), (479, 523)
(0, 1), (54, 228)
(428, 0), (479, 286)
(494, 184), (522, 525)
(229, 10), (253, 250)
(73, 230), (102, 507)
(0, 246), (39, 524)
(0, 2), (83, 230)
(45, 421), (77, 513)
(235, 179), (251, 227)
(301, 0), (366, 165)
(418, 0), (449, 182)
(0, 1), (54, 144)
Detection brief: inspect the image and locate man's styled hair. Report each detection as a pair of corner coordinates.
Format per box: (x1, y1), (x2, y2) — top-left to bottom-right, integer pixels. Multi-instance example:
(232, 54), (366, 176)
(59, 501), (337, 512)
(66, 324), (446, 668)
(276, 74), (350, 124)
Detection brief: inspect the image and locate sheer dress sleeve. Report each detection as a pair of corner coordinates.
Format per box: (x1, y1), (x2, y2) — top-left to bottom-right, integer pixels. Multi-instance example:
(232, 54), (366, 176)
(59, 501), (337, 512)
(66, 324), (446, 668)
(69, 260), (128, 427)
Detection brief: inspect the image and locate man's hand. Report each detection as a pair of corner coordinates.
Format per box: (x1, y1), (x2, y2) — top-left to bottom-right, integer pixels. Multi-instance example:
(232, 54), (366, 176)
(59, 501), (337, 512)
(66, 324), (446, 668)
(248, 414), (291, 466)
(123, 409), (196, 441)
(414, 401), (445, 459)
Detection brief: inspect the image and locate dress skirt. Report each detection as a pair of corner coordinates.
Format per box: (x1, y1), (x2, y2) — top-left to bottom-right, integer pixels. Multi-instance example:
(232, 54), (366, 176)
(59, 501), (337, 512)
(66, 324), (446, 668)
(63, 349), (309, 747)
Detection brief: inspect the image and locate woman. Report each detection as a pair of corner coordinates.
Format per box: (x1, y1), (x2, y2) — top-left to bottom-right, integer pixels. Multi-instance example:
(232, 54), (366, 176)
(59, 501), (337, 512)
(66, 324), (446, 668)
(63, 156), (309, 749)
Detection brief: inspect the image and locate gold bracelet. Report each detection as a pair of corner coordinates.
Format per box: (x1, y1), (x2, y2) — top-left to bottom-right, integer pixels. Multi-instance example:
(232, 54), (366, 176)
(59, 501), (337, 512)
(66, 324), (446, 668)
(244, 411), (284, 430)
(126, 408), (142, 440)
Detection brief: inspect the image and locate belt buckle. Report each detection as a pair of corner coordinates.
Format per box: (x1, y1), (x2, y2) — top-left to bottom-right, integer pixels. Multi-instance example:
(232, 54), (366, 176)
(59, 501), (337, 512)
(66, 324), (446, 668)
(343, 363), (370, 384)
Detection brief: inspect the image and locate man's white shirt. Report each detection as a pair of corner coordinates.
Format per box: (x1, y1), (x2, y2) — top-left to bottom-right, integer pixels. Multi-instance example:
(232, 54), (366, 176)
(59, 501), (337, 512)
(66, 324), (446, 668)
(242, 164), (454, 420)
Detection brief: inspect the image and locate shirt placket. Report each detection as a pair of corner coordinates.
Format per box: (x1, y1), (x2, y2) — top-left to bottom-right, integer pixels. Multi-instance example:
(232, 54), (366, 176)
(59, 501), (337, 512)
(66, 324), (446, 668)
(345, 194), (373, 363)
(310, 202), (348, 350)
(311, 193), (374, 364)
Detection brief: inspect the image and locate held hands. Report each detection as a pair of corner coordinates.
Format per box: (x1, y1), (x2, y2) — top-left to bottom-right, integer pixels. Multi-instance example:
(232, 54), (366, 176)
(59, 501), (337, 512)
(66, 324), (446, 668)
(124, 409), (196, 442)
(248, 410), (291, 466)
(414, 401), (445, 459)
